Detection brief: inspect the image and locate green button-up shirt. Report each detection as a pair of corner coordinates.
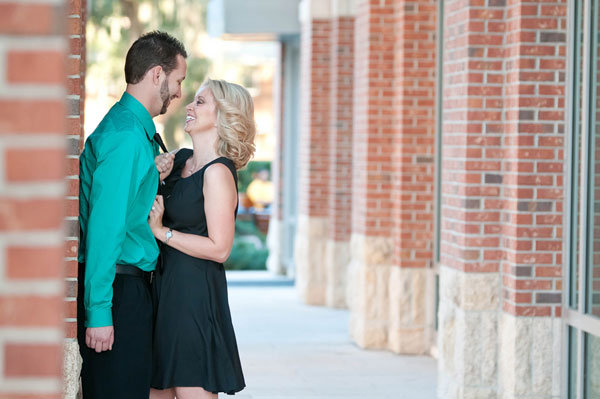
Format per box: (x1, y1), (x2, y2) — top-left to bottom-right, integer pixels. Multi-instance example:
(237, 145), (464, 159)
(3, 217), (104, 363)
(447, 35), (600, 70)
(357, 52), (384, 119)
(78, 92), (160, 328)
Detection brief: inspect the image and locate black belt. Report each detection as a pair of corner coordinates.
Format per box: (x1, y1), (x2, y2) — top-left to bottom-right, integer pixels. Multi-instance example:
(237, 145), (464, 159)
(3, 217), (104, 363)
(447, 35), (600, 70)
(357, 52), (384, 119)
(115, 264), (152, 282)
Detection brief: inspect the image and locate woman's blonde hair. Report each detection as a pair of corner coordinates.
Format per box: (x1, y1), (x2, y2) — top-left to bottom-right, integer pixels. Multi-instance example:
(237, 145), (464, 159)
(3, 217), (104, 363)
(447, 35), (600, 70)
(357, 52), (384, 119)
(203, 79), (256, 169)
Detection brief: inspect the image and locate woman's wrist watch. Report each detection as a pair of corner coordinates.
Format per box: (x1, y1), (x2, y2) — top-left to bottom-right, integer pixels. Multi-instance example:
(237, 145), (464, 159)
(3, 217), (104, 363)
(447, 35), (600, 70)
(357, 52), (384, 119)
(164, 228), (173, 244)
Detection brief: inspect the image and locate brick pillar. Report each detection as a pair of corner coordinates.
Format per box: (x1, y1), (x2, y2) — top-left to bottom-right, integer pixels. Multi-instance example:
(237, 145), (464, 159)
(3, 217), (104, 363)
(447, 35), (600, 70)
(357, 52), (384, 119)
(347, 0), (396, 349)
(437, 2), (505, 397)
(0, 1), (81, 397)
(437, 1), (566, 398)
(498, 2), (565, 398)
(389, 0), (437, 354)
(64, 0), (86, 397)
(347, 0), (436, 355)
(324, 0), (355, 309)
(295, 0), (332, 305)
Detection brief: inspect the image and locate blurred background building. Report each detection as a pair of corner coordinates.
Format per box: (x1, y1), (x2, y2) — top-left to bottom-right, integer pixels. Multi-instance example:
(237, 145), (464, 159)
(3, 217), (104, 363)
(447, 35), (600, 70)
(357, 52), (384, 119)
(0, 0), (598, 398)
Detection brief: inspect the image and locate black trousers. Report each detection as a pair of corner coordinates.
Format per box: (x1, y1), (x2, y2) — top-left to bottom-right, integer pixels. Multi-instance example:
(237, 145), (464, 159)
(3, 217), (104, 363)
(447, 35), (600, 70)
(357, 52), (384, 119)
(77, 263), (153, 399)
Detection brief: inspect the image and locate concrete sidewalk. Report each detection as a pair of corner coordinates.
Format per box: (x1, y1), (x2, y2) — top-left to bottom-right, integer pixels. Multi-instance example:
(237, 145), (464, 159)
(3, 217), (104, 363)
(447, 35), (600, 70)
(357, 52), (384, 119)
(227, 277), (437, 399)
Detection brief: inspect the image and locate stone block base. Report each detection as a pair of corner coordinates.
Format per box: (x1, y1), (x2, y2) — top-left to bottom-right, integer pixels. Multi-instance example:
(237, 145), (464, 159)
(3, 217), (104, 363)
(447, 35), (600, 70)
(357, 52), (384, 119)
(266, 217), (287, 276)
(63, 338), (82, 399)
(437, 265), (561, 399)
(347, 233), (433, 354)
(437, 266), (499, 399)
(294, 215), (328, 305)
(498, 313), (561, 399)
(324, 239), (350, 308)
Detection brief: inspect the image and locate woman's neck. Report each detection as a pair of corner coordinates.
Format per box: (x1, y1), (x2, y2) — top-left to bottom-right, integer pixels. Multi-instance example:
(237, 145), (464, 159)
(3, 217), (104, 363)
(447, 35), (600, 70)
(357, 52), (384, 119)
(189, 131), (219, 169)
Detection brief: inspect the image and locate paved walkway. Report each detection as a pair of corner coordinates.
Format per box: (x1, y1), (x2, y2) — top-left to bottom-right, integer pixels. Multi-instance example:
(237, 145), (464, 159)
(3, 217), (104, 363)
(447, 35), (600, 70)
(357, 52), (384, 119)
(226, 273), (438, 399)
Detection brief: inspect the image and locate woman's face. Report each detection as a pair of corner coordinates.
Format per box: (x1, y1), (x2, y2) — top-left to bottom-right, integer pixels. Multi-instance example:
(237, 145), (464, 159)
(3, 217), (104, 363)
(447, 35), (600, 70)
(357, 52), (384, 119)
(184, 86), (217, 134)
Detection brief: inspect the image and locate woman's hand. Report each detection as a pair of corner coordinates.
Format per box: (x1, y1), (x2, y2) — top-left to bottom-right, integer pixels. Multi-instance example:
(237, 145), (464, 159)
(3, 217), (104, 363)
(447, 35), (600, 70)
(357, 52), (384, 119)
(148, 195), (166, 239)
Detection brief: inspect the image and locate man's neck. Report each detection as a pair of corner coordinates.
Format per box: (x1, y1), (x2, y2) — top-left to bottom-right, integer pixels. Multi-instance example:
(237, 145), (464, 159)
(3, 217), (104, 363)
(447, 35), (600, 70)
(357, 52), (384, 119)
(125, 85), (156, 118)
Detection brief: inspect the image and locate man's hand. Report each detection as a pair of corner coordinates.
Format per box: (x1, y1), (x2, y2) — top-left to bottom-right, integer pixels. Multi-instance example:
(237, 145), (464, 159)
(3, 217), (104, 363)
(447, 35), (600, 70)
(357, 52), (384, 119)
(155, 151), (177, 181)
(86, 326), (114, 353)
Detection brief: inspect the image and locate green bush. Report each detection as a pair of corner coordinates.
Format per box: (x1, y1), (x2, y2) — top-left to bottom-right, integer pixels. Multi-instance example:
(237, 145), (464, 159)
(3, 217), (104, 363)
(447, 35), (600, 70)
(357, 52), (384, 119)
(237, 160), (271, 193)
(224, 219), (268, 270)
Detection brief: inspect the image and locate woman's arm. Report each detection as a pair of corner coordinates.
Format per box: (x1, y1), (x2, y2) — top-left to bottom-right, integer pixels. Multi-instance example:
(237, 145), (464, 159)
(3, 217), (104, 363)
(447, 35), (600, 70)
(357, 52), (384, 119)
(149, 163), (237, 263)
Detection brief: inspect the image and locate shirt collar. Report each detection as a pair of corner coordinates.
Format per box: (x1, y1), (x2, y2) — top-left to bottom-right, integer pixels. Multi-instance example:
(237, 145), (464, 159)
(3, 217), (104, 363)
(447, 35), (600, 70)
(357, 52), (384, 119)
(118, 92), (156, 141)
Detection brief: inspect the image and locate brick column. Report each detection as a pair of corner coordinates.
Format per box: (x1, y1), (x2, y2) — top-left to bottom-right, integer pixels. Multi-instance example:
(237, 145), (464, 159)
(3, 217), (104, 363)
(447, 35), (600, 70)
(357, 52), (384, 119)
(295, 0), (332, 305)
(437, 2), (505, 397)
(498, 2), (565, 398)
(0, 1), (79, 397)
(347, 0), (397, 349)
(64, 0), (86, 397)
(324, 0), (355, 309)
(389, 0), (437, 354)
(347, 0), (436, 355)
(437, 1), (566, 398)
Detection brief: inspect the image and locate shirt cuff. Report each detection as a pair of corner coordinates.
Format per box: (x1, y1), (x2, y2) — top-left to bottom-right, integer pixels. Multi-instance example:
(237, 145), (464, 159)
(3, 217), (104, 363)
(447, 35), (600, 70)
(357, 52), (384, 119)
(85, 307), (113, 328)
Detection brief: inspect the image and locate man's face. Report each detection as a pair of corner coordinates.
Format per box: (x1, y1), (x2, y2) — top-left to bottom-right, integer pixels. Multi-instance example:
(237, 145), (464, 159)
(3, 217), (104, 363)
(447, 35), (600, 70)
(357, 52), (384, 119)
(159, 54), (187, 115)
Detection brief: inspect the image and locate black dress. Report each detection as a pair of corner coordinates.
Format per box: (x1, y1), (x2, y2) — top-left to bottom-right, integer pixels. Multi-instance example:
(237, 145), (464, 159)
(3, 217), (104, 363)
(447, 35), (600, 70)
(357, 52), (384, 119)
(152, 149), (245, 394)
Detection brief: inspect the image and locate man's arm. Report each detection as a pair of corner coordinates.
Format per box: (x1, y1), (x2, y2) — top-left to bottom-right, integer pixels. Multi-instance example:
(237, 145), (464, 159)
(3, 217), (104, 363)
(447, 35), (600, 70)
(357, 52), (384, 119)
(84, 134), (142, 350)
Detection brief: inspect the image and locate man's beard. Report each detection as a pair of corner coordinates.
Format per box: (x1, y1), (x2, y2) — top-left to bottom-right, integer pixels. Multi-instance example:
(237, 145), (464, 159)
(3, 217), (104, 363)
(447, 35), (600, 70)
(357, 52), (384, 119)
(159, 79), (171, 115)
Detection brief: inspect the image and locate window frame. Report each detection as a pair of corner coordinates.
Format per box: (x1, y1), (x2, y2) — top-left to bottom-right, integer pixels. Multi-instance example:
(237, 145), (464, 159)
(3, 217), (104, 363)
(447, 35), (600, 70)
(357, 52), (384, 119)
(564, 0), (600, 397)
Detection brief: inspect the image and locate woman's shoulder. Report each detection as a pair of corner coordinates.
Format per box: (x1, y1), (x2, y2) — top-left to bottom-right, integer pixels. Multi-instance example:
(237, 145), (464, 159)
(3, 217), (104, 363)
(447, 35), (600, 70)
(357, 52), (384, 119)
(203, 157), (237, 183)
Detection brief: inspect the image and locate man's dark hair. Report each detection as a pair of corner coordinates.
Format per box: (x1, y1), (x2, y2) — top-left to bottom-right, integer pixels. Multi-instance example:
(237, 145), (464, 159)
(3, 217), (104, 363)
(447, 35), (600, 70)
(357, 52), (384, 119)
(124, 31), (187, 84)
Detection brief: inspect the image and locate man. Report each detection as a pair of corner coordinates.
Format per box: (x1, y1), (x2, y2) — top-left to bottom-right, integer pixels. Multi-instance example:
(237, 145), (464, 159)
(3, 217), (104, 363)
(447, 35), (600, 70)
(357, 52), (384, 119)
(77, 31), (187, 399)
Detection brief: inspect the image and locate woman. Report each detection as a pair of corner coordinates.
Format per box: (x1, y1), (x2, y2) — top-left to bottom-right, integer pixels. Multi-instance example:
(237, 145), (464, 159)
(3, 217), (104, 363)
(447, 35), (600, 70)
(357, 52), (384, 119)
(148, 79), (255, 399)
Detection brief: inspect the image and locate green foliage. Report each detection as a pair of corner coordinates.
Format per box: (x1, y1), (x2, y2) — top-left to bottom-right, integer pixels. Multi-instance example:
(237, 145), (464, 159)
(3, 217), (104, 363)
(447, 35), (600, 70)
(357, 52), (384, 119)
(87, 0), (211, 146)
(224, 240), (268, 271)
(234, 219), (264, 236)
(224, 219), (268, 271)
(237, 160), (271, 193)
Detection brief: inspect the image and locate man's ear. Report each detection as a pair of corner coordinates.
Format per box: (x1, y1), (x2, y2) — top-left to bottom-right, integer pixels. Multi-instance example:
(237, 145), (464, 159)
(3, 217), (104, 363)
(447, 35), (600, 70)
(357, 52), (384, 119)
(149, 65), (163, 86)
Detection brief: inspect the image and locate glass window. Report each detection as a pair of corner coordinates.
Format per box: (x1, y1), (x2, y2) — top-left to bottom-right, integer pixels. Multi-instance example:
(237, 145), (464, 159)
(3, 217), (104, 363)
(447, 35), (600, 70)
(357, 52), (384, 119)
(586, 333), (600, 398)
(566, 1), (600, 398)
(572, 0), (585, 310)
(571, 327), (579, 399)
(589, 0), (600, 319)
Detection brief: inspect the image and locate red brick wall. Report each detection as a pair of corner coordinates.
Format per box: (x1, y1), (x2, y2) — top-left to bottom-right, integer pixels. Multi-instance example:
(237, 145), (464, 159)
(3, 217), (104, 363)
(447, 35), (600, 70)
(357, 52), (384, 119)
(352, 0), (437, 263)
(0, 0), (84, 396)
(328, 15), (354, 241)
(352, 0), (396, 238)
(441, 0), (566, 317)
(66, 0), (86, 339)
(441, 0), (503, 275)
(501, 1), (566, 318)
(299, 15), (332, 218)
(393, 0), (437, 268)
